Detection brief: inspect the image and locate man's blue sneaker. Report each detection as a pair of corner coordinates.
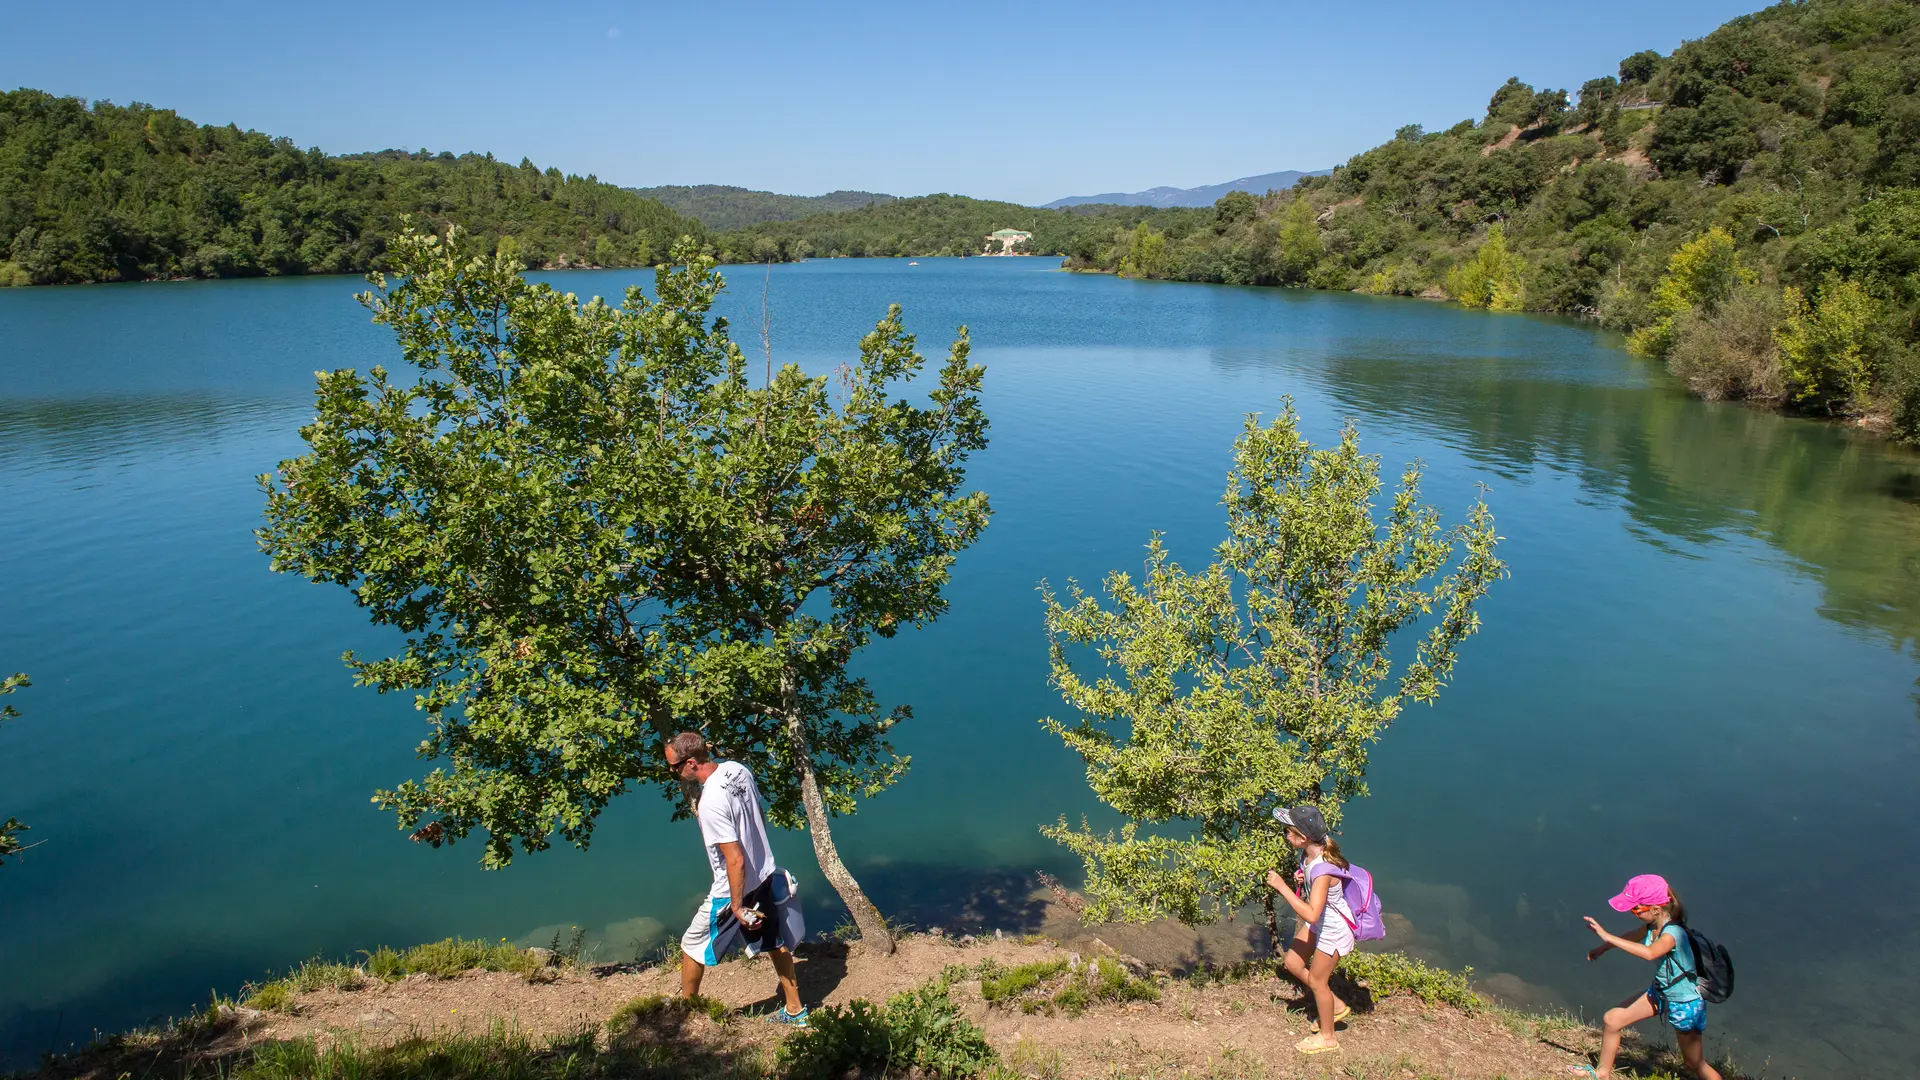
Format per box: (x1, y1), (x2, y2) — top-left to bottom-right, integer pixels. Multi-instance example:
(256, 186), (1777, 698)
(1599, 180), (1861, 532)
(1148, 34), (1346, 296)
(769, 1007), (809, 1027)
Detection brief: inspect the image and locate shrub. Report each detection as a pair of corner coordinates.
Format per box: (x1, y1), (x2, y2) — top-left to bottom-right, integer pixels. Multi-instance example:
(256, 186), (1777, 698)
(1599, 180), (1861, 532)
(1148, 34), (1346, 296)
(241, 980), (295, 1013)
(362, 946), (406, 982)
(777, 1000), (893, 1080)
(779, 982), (997, 1080)
(978, 959), (1068, 1005)
(1666, 284), (1785, 400)
(883, 982), (998, 1077)
(607, 993), (729, 1033)
(1342, 951), (1480, 1012)
(287, 959), (365, 993)
(1628, 228), (1755, 357)
(399, 937), (542, 978)
(1778, 273), (1880, 411)
(1447, 224), (1527, 310)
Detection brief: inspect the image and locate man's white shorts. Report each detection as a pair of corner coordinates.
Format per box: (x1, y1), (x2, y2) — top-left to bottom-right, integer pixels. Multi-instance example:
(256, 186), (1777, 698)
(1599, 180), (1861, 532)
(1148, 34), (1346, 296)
(681, 869), (805, 966)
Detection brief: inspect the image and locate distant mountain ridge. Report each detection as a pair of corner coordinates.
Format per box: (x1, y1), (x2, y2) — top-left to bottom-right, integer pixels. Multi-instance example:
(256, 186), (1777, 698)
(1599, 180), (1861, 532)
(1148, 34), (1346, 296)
(1042, 169), (1331, 209)
(630, 184), (896, 230)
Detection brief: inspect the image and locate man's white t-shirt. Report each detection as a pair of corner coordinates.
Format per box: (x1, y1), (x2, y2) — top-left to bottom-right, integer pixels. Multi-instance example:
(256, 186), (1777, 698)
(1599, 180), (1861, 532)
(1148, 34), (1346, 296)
(696, 760), (776, 900)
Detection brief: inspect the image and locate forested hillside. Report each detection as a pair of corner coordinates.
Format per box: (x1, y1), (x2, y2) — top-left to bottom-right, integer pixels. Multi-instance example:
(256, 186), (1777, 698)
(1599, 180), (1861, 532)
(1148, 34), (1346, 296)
(1065, 0), (1920, 438)
(711, 193), (1182, 261)
(0, 89), (705, 285)
(632, 184), (896, 229)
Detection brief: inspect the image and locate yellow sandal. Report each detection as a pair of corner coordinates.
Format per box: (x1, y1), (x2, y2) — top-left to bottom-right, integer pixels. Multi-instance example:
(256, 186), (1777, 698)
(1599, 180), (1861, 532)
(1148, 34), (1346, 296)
(1296, 1035), (1341, 1055)
(1309, 1002), (1353, 1033)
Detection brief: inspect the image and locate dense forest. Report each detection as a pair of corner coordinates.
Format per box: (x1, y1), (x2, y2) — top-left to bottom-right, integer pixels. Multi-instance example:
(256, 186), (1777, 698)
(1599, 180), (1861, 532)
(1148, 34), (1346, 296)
(0, 88), (705, 285)
(631, 184), (896, 230)
(710, 193), (1188, 261)
(1056, 0), (1920, 439)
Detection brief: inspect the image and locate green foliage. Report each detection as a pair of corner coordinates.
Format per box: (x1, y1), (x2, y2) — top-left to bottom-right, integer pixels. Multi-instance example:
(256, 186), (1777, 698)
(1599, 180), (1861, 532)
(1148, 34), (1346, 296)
(712, 192), (1168, 262)
(241, 980), (295, 1013)
(0, 90), (706, 285)
(779, 981), (996, 1080)
(1040, 402), (1504, 926)
(1118, 222), (1169, 279)
(1778, 272), (1880, 408)
(632, 185), (897, 231)
(285, 959), (366, 992)
(1446, 223), (1527, 309)
(362, 946), (406, 982)
(1627, 228), (1755, 357)
(0, 672), (29, 866)
(978, 959), (1070, 1005)
(607, 993), (731, 1031)
(1341, 951), (1480, 1012)
(392, 937), (543, 978)
(258, 227), (990, 890)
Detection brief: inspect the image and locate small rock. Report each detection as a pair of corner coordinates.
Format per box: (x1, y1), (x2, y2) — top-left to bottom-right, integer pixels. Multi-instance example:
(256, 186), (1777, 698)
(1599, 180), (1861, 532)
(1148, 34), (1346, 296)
(525, 946), (557, 966)
(357, 1008), (402, 1027)
(928, 927), (945, 938)
(994, 928), (1004, 940)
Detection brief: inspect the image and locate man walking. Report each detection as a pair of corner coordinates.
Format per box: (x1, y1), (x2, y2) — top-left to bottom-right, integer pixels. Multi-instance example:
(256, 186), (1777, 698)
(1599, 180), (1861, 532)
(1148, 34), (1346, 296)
(665, 732), (808, 1026)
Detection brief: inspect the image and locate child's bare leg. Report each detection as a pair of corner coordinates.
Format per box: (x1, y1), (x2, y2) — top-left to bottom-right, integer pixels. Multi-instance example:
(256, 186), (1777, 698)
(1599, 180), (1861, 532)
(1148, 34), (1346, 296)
(1595, 993), (1656, 1077)
(1301, 948), (1341, 1048)
(1677, 1031), (1722, 1080)
(1281, 924), (1314, 985)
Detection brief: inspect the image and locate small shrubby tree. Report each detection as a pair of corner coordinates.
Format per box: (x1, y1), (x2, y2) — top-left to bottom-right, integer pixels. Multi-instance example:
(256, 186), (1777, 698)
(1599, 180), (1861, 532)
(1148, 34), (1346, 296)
(1039, 403), (1503, 945)
(259, 227), (990, 952)
(1, 672), (28, 866)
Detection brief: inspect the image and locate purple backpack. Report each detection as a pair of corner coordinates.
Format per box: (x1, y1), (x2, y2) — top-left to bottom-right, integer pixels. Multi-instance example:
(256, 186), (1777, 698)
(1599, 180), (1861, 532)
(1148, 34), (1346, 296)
(1307, 861), (1386, 942)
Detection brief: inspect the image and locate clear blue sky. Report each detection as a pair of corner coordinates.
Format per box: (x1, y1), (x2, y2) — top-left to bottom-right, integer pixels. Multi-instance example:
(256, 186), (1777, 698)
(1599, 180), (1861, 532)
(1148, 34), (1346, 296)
(7, 0), (1761, 205)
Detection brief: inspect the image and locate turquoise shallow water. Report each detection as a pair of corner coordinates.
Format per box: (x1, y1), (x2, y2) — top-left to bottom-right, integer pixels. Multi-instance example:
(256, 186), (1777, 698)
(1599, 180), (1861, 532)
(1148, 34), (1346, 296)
(3, 257), (1919, 1075)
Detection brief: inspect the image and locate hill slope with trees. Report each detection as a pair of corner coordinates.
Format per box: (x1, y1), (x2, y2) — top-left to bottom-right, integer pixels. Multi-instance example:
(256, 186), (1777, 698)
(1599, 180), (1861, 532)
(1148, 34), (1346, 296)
(1062, 0), (1920, 439)
(0, 89), (705, 285)
(630, 184), (896, 229)
(710, 193), (1187, 261)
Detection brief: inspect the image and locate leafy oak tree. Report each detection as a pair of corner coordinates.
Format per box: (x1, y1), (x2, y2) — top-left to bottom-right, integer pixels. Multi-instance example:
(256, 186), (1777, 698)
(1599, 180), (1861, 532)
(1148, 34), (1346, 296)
(1039, 403), (1503, 947)
(259, 227), (990, 952)
(1, 672), (28, 866)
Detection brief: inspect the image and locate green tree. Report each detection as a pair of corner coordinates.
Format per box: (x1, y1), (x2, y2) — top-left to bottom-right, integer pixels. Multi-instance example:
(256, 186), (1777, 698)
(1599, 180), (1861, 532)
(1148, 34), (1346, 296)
(0, 672), (29, 866)
(1486, 77), (1540, 128)
(1118, 223), (1169, 279)
(1447, 223), (1526, 310)
(258, 228), (991, 953)
(1619, 50), (1663, 85)
(1778, 272), (1879, 411)
(1627, 227), (1755, 357)
(1277, 198), (1324, 284)
(1038, 402), (1504, 945)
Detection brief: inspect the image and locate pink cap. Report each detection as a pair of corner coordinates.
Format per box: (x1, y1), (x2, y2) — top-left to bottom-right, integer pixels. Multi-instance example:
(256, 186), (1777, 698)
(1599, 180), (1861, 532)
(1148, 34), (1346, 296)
(1608, 874), (1672, 912)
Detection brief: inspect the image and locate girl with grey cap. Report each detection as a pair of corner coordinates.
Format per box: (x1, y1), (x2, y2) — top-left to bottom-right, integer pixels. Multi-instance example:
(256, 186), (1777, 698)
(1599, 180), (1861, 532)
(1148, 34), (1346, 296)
(1265, 804), (1354, 1056)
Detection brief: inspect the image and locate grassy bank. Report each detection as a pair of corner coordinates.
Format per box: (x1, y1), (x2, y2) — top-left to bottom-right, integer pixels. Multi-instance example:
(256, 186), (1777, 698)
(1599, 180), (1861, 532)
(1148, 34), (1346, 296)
(22, 933), (1748, 1080)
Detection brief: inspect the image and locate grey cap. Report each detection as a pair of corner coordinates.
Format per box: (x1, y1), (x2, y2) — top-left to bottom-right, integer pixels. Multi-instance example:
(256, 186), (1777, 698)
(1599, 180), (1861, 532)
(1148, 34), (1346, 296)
(1273, 805), (1329, 843)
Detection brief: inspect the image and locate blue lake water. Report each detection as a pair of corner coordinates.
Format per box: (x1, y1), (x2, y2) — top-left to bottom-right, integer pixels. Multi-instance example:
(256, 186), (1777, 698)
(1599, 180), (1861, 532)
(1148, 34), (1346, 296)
(3, 257), (1919, 1076)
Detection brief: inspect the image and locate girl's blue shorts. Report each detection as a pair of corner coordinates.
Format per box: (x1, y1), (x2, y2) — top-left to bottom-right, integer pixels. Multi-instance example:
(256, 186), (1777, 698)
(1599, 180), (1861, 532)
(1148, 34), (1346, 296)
(1647, 984), (1707, 1033)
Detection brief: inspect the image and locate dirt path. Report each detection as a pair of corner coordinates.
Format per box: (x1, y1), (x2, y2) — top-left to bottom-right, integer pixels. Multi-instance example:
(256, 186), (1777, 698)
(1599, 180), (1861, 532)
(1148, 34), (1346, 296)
(164, 935), (1603, 1080)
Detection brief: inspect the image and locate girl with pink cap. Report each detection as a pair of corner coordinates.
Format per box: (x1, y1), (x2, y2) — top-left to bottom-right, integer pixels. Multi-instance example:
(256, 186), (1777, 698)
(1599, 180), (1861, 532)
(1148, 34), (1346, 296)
(1574, 874), (1723, 1079)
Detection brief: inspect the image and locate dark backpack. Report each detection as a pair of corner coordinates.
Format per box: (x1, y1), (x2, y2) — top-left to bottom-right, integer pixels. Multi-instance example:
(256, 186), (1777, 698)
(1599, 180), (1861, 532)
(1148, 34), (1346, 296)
(1662, 923), (1734, 1004)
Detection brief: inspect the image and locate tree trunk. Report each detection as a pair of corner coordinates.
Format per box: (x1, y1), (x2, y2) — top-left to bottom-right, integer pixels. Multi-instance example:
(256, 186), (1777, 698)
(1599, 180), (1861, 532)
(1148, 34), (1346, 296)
(781, 690), (896, 955)
(1264, 892), (1286, 958)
